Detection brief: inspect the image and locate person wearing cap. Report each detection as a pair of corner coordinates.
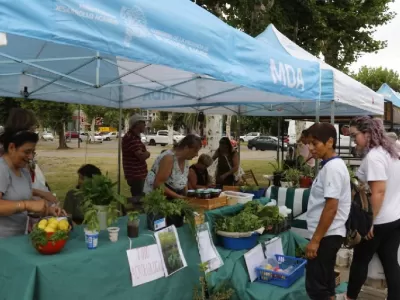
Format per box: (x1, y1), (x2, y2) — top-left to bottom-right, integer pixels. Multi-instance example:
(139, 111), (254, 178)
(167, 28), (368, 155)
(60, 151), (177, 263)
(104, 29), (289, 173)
(386, 131), (400, 153)
(122, 114), (150, 200)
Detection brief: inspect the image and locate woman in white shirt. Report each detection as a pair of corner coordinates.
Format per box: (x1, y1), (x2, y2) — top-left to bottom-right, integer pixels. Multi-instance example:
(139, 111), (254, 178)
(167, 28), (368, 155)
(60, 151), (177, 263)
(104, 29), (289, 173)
(345, 117), (400, 300)
(304, 123), (351, 300)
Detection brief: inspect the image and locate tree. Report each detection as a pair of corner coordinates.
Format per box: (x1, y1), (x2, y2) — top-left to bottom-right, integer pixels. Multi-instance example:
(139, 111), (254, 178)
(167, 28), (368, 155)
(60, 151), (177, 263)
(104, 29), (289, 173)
(21, 100), (74, 149)
(81, 105), (108, 132)
(196, 0), (395, 71)
(0, 97), (21, 125)
(352, 66), (400, 92)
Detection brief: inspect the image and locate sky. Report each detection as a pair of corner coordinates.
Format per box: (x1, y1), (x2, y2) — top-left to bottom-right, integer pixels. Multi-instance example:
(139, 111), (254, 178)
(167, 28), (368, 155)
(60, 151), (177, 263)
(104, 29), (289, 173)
(351, 0), (400, 73)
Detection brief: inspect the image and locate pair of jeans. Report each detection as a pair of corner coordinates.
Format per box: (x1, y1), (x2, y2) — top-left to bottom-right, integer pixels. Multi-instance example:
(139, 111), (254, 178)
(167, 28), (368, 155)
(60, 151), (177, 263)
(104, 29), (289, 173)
(306, 235), (343, 300)
(347, 218), (400, 300)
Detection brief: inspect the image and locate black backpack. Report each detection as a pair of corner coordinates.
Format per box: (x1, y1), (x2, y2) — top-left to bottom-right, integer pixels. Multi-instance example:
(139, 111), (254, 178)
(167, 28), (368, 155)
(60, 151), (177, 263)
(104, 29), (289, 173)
(344, 180), (373, 248)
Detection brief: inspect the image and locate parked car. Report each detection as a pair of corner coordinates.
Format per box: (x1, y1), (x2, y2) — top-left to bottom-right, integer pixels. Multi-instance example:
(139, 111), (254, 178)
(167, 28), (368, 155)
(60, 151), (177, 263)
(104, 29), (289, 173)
(41, 132), (54, 141)
(87, 133), (104, 143)
(140, 133), (147, 144)
(65, 131), (86, 142)
(248, 136), (287, 151)
(99, 131), (117, 141)
(146, 130), (185, 146)
(240, 132), (260, 142)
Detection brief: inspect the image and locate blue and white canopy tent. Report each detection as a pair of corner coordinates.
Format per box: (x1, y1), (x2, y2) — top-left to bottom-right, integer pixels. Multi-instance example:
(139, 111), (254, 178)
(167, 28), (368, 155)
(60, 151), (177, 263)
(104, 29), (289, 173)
(0, 0), (323, 189)
(0, 0), (321, 109)
(377, 83), (400, 128)
(147, 24), (384, 119)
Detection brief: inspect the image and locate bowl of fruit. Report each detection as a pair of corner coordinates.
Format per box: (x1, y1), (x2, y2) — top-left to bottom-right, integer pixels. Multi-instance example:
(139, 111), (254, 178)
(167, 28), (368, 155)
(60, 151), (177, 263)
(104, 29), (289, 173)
(30, 217), (71, 255)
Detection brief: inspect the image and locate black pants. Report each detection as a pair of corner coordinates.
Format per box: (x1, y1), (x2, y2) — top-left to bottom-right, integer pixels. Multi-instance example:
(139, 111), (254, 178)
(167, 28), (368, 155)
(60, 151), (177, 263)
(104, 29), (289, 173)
(127, 179), (145, 197)
(306, 235), (343, 300)
(347, 218), (400, 300)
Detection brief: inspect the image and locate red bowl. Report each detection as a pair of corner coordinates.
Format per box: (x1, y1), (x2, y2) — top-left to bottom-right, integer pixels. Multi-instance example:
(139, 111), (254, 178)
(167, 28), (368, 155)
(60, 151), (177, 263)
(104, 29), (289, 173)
(34, 232), (68, 255)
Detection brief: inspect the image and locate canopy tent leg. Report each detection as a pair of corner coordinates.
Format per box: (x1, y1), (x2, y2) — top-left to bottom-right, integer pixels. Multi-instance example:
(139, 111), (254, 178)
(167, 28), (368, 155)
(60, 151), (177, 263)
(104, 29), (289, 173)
(78, 105), (81, 149)
(276, 117), (283, 164)
(117, 87), (123, 195)
(237, 106), (241, 160)
(281, 118), (285, 163)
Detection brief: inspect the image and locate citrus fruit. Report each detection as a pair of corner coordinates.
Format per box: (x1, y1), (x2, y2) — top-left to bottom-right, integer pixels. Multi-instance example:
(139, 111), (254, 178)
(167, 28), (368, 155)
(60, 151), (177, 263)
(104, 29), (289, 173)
(44, 226), (55, 233)
(58, 220), (69, 231)
(47, 217), (57, 223)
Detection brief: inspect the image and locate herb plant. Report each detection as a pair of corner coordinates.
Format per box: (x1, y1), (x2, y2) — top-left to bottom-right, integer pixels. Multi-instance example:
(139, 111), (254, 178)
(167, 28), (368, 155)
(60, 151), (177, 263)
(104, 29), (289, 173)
(215, 211), (263, 233)
(127, 211), (140, 222)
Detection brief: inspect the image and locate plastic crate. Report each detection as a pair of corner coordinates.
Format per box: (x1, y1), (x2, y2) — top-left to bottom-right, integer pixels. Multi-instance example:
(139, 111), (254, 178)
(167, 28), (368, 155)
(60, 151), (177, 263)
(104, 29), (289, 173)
(255, 255), (307, 288)
(224, 191), (254, 205)
(219, 233), (259, 250)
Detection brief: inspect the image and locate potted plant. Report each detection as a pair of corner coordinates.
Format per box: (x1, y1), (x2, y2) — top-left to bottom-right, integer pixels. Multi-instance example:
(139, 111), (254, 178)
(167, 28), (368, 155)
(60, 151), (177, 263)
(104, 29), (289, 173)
(299, 164), (314, 188)
(82, 207), (100, 249)
(143, 188), (169, 231)
(127, 211), (140, 238)
(282, 168), (302, 188)
(166, 198), (196, 231)
(79, 174), (126, 230)
(268, 160), (284, 187)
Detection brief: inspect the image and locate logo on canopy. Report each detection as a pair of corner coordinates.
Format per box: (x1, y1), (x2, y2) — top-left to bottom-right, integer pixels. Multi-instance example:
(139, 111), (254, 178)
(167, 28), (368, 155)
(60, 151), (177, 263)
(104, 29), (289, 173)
(121, 6), (148, 47)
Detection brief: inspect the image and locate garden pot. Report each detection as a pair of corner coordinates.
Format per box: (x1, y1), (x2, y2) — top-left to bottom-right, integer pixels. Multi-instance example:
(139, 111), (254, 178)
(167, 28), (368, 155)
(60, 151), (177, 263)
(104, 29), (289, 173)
(127, 220), (140, 238)
(84, 228), (99, 249)
(107, 227), (120, 242)
(299, 176), (313, 188)
(273, 171), (283, 187)
(93, 205), (108, 231)
(280, 181), (292, 188)
(166, 214), (184, 228)
(146, 213), (166, 231)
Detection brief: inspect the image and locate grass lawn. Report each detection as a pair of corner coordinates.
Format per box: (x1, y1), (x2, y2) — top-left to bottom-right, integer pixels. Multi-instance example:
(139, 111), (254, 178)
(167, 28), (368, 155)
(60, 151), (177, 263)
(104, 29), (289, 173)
(38, 157), (274, 202)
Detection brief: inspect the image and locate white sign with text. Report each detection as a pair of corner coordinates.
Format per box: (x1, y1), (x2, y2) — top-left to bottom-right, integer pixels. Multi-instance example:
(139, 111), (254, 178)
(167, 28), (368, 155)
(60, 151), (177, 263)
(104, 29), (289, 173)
(126, 244), (165, 287)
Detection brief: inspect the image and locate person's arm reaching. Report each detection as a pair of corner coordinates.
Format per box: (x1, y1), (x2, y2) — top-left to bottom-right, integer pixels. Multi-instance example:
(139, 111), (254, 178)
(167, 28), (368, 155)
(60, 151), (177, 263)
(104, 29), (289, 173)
(188, 168), (198, 190)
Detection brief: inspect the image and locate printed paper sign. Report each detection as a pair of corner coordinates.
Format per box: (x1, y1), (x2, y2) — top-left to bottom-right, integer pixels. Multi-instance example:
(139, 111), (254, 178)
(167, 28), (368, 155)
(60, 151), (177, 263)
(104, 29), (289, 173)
(244, 244), (265, 282)
(126, 244), (165, 287)
(155, 225), (187, 277)
(264, 237), (284, 258)
(196, 223), (223, 273)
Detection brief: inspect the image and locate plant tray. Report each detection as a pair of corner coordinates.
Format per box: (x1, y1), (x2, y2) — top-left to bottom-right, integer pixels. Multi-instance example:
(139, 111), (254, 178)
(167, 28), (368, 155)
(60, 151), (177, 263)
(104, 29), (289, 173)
(256, 255), (307, 288)
(188, 196), (227, 210)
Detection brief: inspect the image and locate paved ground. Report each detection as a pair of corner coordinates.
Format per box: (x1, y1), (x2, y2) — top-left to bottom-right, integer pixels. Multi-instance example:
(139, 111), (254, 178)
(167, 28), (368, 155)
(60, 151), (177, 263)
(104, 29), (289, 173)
(36, 139), (280, 160)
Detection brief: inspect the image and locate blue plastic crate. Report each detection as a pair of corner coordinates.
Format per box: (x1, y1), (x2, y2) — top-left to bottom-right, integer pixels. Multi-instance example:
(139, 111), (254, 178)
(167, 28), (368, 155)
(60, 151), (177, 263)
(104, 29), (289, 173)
(219, 233), (259, 250)
(255, 255), (307, 288)
(239, 188), (266, 199)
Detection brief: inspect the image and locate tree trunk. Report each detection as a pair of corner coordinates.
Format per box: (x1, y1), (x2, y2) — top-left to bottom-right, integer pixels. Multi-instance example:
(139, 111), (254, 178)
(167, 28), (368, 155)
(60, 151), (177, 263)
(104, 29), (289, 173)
(57, 123), (69, 149)
(206, 115), (223, 154)
(168, 113), (173, 145)
(91, 118), (95, 133)
(124, 114), (129, 133)
(226, 115), (232, 138)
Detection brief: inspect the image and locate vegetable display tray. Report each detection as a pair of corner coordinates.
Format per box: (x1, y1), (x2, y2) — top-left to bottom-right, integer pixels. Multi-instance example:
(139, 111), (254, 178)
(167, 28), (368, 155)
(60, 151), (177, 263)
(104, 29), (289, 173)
(188, 196), (227, 210)
(255, 255), (306, 288)
(220, 233), (258, 250)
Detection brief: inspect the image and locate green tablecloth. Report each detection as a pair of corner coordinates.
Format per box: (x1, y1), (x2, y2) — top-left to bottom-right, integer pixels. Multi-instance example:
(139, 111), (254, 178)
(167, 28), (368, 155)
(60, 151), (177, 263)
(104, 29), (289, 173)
(205, 200), (346, 300)
(0, 215), (201, 300)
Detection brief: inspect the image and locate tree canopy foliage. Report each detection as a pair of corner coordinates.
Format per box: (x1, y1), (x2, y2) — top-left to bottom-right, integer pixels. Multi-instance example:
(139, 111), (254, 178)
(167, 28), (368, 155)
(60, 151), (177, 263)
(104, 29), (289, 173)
(352, 66), (400, 92)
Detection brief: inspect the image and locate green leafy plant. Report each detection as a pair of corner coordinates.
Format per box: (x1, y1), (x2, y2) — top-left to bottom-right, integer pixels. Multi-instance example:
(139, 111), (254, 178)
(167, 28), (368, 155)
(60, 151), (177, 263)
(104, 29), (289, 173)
(143, 187), (170, 217)
(127, 211), (140, 222)
(193, 263), (234, 300)
(83, 207), (100, 232)
(240, 185), (259, 192)
(268, 159), (283, 173)
(30, 225), (69, 247)
(79, 174), (126, 227)
(283, 168), (302, 187)
(215, 211), (263, 233)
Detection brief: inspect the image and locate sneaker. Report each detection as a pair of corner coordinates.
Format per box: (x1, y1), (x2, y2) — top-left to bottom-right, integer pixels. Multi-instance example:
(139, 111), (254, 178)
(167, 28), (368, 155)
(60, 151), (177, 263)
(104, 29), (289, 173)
(335, 294), (347, 300)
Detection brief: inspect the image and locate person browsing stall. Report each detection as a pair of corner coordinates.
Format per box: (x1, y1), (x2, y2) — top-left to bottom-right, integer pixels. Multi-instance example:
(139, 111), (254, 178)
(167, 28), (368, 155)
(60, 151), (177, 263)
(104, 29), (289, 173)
(0, 130), (65, 238)
(212, 137), (239, 186)
(297, 129), (315, 167)
(188, 154), (213, 190)
(305, 123), (351, 300)
(122, 114), (150, 198)
(340, 117), (400, 300)
(63, 164), (101, 224)
(143, 135), (202, 199)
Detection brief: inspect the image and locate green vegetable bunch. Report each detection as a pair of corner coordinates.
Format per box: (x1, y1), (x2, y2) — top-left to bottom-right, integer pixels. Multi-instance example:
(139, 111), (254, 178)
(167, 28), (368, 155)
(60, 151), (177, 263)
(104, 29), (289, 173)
(215, 211), (263, 233)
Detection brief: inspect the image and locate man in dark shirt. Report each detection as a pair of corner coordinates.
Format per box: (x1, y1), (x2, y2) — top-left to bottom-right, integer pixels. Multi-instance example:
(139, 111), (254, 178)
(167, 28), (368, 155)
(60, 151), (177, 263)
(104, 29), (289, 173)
(122, 114), (150, 199)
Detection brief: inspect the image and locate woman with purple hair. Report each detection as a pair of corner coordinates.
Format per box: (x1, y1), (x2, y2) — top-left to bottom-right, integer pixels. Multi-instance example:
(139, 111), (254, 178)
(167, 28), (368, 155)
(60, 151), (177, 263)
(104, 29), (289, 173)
(343, 116), (400, 300)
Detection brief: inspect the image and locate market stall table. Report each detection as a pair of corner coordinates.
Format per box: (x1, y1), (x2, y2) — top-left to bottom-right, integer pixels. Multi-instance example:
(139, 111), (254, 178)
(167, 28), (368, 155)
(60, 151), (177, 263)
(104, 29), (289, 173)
(205, 201), (345, 300)
(0, 215), (202, 300)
